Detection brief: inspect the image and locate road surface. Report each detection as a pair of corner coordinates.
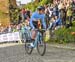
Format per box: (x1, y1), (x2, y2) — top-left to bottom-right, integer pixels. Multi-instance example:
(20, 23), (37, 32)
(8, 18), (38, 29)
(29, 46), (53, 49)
(0, 44), (75, 62)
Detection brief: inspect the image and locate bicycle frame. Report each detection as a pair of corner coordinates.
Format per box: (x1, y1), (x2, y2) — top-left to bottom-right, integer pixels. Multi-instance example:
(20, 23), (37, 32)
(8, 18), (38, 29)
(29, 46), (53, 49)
(32, 31), (42, 48)
(24, 29), (45, 48)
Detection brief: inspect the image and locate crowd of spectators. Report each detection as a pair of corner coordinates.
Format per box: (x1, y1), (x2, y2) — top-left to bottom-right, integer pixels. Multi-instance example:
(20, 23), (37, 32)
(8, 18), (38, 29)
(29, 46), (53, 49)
(0, 0), (75, 34)
(45, 0), (75, 30)
(0, 8), (31, 34)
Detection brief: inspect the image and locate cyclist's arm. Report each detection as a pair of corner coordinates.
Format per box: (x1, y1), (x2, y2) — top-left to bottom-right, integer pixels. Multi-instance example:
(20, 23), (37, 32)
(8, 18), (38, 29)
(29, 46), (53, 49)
(30, 19), (35, 29)
(30, 13), (35, 29)
(41, 15), (46, 29)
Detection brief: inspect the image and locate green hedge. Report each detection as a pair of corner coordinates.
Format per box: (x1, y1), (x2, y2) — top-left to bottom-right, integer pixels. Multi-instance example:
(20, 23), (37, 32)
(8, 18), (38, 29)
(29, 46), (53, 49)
(54, 27), (75, 43)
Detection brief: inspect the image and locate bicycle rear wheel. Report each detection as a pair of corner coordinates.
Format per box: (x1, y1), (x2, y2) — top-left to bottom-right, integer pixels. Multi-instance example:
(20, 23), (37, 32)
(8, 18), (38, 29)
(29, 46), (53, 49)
(24, 31), (33, 55)
(25, 41), (33, 55)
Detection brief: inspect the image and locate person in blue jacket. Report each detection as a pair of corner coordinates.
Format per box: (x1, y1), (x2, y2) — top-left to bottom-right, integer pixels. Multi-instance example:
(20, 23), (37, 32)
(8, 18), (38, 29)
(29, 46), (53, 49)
(30, 6), (46, 29)
(55, 16), (62, 26)
(29, 6), (46, 46)
(48, 16), (62, 30)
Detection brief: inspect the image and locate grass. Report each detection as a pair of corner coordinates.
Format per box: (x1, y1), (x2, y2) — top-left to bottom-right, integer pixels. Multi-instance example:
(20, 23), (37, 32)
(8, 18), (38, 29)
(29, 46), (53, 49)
(45, 20), (75, 44)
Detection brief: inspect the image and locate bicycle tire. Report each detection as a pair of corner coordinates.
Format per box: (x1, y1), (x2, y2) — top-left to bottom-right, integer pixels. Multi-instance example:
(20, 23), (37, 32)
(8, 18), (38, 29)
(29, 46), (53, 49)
(37, 41), (46, 56)
(24, 31), (33, 55)
(37, 32), (46, 56)
(25, 41), (33, 55)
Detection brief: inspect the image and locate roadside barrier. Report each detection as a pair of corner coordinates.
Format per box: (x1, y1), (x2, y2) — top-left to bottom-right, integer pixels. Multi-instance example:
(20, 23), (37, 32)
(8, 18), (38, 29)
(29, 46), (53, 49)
(0, 32), (22, 44)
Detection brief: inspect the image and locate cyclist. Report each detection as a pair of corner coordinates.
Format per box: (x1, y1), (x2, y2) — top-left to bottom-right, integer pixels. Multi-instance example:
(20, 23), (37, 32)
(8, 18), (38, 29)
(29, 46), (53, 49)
(30, 6), (46, 45)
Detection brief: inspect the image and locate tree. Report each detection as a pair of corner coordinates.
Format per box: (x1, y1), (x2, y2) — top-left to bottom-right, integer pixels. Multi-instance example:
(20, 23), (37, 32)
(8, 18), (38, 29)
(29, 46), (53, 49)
(9, 0), (19, 24)
(24, 0), (53, 12)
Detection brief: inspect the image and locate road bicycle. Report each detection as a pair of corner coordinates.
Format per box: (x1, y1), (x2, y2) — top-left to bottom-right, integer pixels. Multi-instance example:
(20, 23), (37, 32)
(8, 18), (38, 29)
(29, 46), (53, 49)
(24, 29), (46, 56)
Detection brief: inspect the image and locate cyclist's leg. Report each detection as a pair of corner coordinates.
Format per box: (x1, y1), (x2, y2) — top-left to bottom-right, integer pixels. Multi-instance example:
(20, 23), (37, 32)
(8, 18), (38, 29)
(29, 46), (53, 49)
(31, 21), (38, 40)
(30, 30), (37, 47)
(30, 21), (38, 47)
(32, 31), (39, 47)
(31, 29), (37, 40)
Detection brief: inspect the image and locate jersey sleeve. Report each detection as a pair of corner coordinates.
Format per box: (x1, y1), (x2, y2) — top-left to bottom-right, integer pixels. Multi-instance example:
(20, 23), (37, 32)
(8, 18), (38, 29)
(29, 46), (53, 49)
(41, 14), (46, 29)
(30, 13), (35, 29)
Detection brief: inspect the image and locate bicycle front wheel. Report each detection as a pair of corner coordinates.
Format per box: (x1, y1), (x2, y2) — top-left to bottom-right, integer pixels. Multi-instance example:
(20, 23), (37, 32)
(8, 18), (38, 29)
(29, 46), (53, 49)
(37, 40), (46, 56)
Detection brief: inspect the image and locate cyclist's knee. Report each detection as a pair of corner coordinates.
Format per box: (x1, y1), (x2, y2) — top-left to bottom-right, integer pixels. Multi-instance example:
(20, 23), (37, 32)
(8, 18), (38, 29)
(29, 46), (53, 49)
(31, 30), (37, 39)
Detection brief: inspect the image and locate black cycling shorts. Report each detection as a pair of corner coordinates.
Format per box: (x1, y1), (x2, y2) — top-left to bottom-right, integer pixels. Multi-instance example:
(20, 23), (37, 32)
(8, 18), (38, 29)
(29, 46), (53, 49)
(32, 21), (39, 29)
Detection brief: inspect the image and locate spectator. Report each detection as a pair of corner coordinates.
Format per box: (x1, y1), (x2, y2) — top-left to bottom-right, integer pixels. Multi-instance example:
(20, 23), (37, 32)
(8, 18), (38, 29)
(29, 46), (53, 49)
(67, 7), (73, 26)
(0, 26), (4, 33)
(21, 8), (26, 22)
(12, 24), (18, 32)
(48, 16), (56, 30)
(58, 1), (63, 10)
(26, 9), (31, 18)
(25, 20), (31, 30)
(3, 26), (8, 33)
(53, 4), (59, 16)
(18, 10), (22, 24)
(45, 5), (50, 28)
(55, 16), (62, 30)
(8, 24), (12, 33)
(59, 8), (66, 26)
(16, 24), (21, 31)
